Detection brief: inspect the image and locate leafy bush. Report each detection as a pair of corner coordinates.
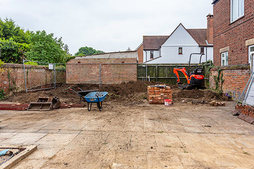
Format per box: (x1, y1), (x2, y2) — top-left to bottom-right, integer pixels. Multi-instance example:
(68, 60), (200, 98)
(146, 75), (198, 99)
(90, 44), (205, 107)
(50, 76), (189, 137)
(75, 46), (104, 56)
(65, 55), (75, 63)
(24, 61), (38, 66)
(55, 65), (66, 70)
(0, 38), (30, 63)
(0, 59), (4, 67)
(0, 89), (5, 100)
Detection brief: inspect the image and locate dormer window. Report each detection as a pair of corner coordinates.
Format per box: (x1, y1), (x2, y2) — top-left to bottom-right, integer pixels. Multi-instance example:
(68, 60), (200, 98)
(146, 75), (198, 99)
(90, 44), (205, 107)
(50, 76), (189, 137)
(231, 0), (244, 23)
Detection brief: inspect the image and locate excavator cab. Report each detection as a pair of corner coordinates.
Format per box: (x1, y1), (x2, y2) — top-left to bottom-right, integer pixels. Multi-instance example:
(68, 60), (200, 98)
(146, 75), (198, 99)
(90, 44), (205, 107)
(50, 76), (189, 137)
(173, 53), (205, 89)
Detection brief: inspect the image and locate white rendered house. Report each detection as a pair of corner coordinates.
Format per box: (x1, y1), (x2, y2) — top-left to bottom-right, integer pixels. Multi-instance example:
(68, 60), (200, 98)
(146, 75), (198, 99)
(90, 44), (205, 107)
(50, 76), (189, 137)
(141, 15), (214, 64)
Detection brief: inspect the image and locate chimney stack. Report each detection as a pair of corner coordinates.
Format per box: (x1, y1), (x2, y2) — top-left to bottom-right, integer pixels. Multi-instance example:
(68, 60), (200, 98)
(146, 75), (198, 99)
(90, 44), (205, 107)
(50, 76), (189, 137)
(207, 14), (214, 44)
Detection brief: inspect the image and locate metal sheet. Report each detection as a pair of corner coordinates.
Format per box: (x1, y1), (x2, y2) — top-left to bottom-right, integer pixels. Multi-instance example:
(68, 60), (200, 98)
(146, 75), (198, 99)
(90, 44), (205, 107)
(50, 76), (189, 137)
(245, 74), (254, 106)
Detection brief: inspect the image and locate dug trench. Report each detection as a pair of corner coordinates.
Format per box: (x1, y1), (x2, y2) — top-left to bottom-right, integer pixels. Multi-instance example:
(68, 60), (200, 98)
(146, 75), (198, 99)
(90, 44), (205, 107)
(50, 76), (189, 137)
(3, 81), (228, 106)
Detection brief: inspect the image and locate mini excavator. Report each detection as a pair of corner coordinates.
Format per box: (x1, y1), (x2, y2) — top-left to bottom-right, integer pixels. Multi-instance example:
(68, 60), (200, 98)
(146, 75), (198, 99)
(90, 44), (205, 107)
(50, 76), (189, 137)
(173, 53), (205, 89)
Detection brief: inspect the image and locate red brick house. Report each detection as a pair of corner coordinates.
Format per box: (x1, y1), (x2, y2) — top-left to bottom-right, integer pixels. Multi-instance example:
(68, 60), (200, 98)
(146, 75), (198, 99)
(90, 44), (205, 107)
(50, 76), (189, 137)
(210, 0), (254, 98)
(213, 0), (254, 67)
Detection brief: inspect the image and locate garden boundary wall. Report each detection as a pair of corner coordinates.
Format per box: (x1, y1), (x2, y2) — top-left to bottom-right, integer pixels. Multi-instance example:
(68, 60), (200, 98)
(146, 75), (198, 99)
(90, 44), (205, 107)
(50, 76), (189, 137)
(209, 66), (251, 99)
(66, 51), (138, 84)
(0, 63), (66, 94)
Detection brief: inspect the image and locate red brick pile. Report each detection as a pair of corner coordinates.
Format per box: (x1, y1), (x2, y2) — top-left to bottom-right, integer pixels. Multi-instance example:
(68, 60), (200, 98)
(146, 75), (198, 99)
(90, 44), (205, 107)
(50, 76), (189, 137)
(147, 85), (172, 104)
(235, 105), (254, 124)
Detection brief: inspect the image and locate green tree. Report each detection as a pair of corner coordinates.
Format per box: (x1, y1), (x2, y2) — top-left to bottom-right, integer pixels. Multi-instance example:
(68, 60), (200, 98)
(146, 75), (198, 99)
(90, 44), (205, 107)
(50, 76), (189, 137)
(26, 31), (66, 63)
(0, 18), (31, 44)
(0, 38), (30, 63)
(0, 18), (31, 63)
(75, 46), (104, 56)
(0, 18), (70, 64)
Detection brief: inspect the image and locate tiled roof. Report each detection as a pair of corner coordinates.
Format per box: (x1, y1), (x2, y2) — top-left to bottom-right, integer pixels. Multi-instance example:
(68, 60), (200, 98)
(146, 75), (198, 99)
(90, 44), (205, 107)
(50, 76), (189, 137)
(142, 25), (212, 50)
(186, 29), (209, 46)
(143, 36), (169, 50)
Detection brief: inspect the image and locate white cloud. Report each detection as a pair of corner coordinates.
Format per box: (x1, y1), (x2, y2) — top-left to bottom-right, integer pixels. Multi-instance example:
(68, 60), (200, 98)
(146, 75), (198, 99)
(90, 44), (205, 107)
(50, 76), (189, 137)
(0, 0), (213, 54)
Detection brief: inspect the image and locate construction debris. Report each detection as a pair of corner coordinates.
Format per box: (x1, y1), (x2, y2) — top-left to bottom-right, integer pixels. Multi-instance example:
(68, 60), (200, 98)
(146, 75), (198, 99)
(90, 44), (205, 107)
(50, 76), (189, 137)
(235, 105), (254, 124)
(0, 146), (37, 169)
(209, 101), (226, 106)
(28, 97), (61, 111)
(0, 149), (11, 157)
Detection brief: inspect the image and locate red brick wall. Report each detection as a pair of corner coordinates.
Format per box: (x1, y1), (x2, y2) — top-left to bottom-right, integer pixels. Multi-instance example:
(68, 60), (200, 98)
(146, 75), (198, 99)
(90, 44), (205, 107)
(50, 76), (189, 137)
(209, 67), (250, 98)
(213, 0), (254, 66)
(137, 44), (144, 63)
(66, 58), (137, 84)
(0, 64), (66, 94)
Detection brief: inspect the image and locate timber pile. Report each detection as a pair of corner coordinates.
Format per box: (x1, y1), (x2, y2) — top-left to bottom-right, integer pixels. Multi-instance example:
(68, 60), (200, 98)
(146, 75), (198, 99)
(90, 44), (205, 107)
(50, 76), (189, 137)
(147, 85), (172, 104)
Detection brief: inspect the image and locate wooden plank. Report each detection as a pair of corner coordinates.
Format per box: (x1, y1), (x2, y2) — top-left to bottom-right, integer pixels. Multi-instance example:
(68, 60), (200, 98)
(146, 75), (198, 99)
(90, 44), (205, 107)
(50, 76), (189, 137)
(0, 145), (37, 169)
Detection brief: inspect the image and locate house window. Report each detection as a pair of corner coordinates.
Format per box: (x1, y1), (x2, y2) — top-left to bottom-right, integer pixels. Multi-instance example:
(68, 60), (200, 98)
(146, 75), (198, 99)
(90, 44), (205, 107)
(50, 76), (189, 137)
(221, 52), (228, 66)
(178, 47), (183, 55)
(231, 0), (244, 23)
(249, 45), (254, 72)
(200, 47), (205, 54)
(150, 51), (154, 59)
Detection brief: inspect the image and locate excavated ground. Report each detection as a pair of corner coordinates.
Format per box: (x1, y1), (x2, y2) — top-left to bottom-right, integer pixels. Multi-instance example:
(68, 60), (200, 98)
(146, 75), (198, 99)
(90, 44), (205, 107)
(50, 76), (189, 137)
(4, 81), (226, 105)
(1, 82), (253, 168)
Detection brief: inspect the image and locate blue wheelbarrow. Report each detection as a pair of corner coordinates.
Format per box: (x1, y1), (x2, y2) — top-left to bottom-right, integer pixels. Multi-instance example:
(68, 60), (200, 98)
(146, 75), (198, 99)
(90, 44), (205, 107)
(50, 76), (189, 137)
(84, 92), (108, 111)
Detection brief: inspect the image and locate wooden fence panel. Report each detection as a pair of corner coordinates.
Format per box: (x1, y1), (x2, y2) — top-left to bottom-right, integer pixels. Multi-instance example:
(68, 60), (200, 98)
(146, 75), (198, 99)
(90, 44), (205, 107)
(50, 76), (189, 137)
(137, 64), (210, 86)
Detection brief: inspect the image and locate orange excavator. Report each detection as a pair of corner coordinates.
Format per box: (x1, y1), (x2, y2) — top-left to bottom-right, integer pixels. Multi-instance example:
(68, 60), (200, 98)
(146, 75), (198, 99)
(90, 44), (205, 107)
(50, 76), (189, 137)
(173, 53), (205, 89)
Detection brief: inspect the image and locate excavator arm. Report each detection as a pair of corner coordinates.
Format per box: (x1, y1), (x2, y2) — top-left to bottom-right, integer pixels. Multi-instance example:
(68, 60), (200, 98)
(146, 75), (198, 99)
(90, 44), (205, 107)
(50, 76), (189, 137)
(173, 67), (190, 84)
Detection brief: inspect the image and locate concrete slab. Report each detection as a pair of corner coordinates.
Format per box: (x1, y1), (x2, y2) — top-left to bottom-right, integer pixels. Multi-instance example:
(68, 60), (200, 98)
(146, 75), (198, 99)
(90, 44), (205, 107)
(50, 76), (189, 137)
(1, 133), (46, 145)
(0, 102), (252, 168)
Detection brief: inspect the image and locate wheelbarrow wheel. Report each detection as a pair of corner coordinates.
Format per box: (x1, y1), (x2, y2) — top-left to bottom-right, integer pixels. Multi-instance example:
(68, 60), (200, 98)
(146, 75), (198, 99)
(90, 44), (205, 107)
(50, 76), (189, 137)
(87, 103), (92, 111)
(97, 102), (102, 111)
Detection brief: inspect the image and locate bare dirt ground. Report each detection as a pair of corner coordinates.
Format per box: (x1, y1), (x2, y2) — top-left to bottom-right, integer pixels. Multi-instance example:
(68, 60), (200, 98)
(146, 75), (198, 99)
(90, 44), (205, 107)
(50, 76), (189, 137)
(5, 81), (226, 105)
(0, 101), (254, 169)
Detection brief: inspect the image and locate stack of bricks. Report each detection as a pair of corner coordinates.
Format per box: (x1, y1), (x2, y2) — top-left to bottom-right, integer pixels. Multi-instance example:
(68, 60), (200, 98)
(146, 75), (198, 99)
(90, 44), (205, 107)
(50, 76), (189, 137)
(147, 85), (172, 104)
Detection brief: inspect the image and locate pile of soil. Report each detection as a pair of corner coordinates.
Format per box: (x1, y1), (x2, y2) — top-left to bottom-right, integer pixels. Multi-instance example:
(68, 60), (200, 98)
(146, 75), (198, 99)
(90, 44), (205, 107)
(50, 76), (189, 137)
(173, 88), (226, 103)
(6, 84), (80, 104)
(4, 81), (154, 105)
(3, 81), (227, 105)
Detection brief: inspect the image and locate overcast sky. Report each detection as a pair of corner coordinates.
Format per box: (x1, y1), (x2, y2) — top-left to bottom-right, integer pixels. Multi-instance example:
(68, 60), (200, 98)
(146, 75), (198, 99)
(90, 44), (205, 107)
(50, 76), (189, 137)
(0, 0), (213, 55)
